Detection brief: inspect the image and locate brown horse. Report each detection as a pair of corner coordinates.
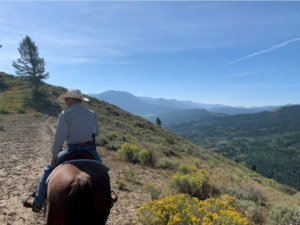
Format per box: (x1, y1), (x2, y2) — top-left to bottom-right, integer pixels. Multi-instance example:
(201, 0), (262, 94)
(46, 160), (112, 225)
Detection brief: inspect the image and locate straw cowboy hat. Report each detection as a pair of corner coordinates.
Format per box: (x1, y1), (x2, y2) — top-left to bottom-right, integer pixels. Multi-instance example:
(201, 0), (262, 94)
(57, 89), (89, 103)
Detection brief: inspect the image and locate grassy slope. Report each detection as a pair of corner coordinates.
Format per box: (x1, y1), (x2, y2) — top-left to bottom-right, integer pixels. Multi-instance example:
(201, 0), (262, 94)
(2, 71), (300, 224)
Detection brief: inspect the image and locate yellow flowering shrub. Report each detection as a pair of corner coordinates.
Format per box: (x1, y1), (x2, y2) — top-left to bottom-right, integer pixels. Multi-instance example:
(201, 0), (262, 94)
(171, 170), (210, 200)
(136, 194), (248, 225)
(109, 131), (120, 140)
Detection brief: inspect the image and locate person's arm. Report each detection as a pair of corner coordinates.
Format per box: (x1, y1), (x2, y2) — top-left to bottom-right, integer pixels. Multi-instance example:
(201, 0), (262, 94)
(51, 111), (70, 161)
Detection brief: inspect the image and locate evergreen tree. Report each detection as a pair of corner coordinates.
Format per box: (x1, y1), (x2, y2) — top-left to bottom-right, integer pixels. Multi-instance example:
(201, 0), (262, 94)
(12, 35), (49, 93)
(156, 117), (162, 126)
(251, 163), (256, 172)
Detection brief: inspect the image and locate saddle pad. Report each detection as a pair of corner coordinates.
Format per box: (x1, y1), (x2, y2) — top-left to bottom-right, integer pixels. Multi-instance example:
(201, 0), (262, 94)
(46, 160), (111, 184)
(63, 159), (111, 172)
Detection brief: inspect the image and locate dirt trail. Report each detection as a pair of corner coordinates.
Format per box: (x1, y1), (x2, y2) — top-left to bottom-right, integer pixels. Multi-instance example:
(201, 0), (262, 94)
(0, 114), (53, 224)
(0, 114), (168, 225)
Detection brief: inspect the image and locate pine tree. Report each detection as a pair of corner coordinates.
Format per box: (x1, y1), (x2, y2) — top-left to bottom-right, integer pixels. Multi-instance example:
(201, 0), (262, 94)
(251, 163), (256, 172)
(12, 35), (49, 93)
(156, 117), (162, 126)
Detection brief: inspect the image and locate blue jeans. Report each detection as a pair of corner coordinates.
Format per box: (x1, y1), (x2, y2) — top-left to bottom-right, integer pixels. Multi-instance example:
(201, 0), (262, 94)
(33, 144), (103, 207)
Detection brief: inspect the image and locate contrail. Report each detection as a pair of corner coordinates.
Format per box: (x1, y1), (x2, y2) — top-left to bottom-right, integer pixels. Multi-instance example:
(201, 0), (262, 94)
(224, 37), (300, 66)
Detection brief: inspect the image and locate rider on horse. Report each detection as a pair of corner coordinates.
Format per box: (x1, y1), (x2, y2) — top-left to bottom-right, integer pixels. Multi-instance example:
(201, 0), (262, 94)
(23, 89), (104, 212)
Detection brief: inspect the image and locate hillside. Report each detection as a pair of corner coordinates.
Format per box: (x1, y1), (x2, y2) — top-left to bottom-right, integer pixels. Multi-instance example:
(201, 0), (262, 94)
(168, 106), (300, 190)
(2, 71), (300, 224)
(210, 105), (286, 115)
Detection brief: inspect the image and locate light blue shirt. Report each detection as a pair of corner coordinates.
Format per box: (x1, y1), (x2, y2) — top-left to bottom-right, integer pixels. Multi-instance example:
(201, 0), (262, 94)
(51, 104), (100, 160)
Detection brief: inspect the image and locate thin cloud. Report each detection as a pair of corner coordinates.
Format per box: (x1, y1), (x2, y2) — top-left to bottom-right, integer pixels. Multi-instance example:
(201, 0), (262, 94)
(221, 71), (258, 78)
(224, 37), (300, 66)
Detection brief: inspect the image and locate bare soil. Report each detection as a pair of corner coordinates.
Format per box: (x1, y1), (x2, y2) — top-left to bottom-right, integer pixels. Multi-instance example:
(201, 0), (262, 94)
(0, 114), (169, 225)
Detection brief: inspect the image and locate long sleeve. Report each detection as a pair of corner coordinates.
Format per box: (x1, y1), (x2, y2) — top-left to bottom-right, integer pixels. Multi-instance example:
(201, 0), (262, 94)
(52, 112), (70, 160)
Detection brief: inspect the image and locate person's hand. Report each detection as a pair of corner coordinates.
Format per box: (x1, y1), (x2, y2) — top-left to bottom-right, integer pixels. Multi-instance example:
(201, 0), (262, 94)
(50, 159), (57, 167)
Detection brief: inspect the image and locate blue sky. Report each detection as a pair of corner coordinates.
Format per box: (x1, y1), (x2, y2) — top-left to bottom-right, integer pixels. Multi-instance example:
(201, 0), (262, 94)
(1, 1), (300, 107)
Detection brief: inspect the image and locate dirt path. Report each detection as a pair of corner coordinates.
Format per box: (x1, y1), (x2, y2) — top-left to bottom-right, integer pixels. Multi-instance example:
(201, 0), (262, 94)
(0, 114), (53, 224)
(0, 114), (169, 225)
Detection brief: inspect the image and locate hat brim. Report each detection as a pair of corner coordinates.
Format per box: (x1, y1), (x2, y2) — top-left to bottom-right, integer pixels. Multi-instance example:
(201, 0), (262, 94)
(57, 93), (89, 103)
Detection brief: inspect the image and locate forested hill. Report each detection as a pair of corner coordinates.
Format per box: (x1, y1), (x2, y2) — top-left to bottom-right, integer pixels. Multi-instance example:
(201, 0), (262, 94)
(168, 105), (300, 190)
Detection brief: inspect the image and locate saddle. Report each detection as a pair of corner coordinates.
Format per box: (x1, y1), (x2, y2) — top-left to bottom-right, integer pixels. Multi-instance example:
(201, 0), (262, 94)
(65, 151), (93, 161)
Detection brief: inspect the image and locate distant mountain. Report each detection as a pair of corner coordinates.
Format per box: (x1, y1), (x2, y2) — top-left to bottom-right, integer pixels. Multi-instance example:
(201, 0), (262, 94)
(89, 91), (292, 120)
(144, 108), (226, 127)
(194, 103), (228, 110)
(88, 91), (178, 116)
(168, 105), (300, 189)
(138, 96), (286, 115)
(138, 97), (201, 110)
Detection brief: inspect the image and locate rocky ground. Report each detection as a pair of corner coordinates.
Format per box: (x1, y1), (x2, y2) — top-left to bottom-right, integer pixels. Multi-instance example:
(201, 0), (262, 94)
(0, 114), (169, 225)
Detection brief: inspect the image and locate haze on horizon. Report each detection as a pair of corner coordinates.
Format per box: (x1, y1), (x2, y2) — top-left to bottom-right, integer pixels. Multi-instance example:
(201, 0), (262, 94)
(0, 1), (300, 108)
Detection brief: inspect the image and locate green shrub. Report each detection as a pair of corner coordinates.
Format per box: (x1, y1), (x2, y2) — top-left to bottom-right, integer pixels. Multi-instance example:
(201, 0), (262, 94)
(264, 178), (277, 187)
(193, 159), (201, 169)
(107, 140), (123, 151)
(17, 108), (26, 114)
(109, 131), (119, 140)
(0, 108), (10, 114)
(98, 136), (109, 146)
(240, 162), (247, 167)
(33, 112), (43, 117)
(178, 164), (198, 175)
(124, 134), (132, 141)
(208, 160), (214, 168)
(221, 152), (228, 157)
(236, 199), (267, 225)
(171, 170), (210, 200)
(117, 143), (139, 162)
(143, 182), (162, 200)
(136, 194), (248, 225)
(124, 168), (136, 181)
(225, 185), (267, 205)
(138, 149), (158, 168)
(158, 158), (180, 170)
(138, 149), (152, 166)
(115, 180), (127, 190)
(267, 204), (300, 225)
(264, 178), (297, 196)
(165, 137), (175, 145)
(275, 183), (297, 196)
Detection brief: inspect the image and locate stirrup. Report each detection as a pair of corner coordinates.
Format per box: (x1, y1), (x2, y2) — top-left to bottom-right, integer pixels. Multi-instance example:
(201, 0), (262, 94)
(110, 190), (118, 208)
(22, 191), (36, 207)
